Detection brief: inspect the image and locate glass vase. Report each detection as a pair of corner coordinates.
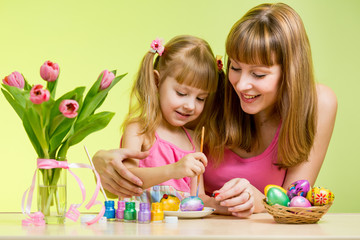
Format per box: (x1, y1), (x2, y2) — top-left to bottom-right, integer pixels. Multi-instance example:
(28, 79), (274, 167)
(37, 166), (67, 224)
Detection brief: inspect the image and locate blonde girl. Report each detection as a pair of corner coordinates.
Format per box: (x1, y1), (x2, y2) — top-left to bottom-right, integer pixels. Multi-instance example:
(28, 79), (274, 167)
(119, 35), (219, 201)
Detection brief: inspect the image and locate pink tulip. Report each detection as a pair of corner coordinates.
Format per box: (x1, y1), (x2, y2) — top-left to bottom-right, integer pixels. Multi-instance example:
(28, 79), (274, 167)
(59, 99), (79, 118)
(30, 85), (50, 104)
(99, 70), (115, 90)
(40, 60), (59, 82)
(2, 71), (25, 89)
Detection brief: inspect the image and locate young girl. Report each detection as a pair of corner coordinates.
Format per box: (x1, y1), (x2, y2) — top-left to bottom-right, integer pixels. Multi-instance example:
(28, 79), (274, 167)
(120, 35), (219, 202)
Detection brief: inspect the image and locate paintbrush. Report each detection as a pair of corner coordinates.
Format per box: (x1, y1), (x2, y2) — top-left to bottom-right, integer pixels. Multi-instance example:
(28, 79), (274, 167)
(196, 126), (205, 197)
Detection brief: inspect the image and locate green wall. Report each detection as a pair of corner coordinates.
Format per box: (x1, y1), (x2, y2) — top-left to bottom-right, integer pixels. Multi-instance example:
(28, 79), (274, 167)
(1, 0), (359, 213)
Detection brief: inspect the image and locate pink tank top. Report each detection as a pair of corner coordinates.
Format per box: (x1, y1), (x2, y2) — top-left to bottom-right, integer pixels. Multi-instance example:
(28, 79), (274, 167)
(204, 125), (286, 195)
(138, 128), (196, 193)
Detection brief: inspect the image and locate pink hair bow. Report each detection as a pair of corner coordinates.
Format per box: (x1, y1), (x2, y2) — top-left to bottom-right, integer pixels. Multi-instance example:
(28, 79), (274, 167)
(22, 159), (105, 226)
(150, 38), (165, 56)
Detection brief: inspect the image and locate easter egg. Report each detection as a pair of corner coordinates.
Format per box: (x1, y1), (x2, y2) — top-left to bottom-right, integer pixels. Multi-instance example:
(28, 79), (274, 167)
(306, 187), (334, 206)
(264, 184), (287, 196)
(289, 196), (312, 207)
(160, 194), (180, 211)
(287, 180), (311, 200)
(180, 196), (204, 211)
(266, 187), (290, 206)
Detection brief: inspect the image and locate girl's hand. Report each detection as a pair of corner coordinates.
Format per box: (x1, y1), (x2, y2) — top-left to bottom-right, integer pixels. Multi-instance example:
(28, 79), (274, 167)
(92, 149), (149, 198)
(213, 178), (258, 218)
(172, 152), (207, 179)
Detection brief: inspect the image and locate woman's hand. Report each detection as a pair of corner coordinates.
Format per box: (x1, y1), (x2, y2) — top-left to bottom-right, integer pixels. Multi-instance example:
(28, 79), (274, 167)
(172, 152), (207, 179)
(92, 148), (149, 198)
(213, 178), (263, 218)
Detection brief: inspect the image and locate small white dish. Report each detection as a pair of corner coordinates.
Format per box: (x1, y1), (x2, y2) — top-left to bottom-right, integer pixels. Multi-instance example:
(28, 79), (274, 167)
(163, 207), (215, 219)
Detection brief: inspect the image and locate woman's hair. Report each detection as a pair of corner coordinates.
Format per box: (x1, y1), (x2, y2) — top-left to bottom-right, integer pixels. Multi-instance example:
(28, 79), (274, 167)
(122, 35), (219, 145)
(206, 3), (317, 168)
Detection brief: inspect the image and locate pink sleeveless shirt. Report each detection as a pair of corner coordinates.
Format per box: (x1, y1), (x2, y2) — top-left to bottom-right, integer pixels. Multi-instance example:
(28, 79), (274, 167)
(138, 128), (196, 193)
(204, 125), (286, 195)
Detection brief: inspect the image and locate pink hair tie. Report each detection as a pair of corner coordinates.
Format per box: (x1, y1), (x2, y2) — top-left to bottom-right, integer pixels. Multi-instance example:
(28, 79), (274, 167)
(149, 38), (165, 56)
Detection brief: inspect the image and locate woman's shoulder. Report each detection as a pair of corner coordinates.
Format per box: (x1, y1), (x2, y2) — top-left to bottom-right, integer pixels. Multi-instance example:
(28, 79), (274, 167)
(316, 83), (338, 114)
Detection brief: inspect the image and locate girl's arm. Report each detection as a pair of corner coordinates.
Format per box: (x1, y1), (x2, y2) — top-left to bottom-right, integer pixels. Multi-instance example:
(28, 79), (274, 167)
(281, 84), (338, 189)
(122, 123), (207, 189)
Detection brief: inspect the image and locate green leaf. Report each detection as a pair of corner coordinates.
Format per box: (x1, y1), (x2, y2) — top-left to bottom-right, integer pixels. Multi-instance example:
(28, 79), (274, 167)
(22, 114), (44, 158)
(2, 84), (27, 108)
(24, 107), (48, 156)
(47, 80), (58, 99)
(23, 77), (32, 91)
(1, 89), (25, 118)
(68, 111), (115, 147)
(49, 117), (75, 156)
(77, 73), (126, 122)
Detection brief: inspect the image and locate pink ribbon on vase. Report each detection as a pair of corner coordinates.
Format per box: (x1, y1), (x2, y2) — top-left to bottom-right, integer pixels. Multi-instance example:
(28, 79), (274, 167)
(22, 159), (105, 226)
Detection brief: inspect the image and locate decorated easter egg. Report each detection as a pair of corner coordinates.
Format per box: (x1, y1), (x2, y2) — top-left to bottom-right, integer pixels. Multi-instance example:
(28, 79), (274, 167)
(266, 187), (290, 206)
(287, 180), (311, 200)
(306, 187), (334, 206)
(180, 196), (204, 211)
(289, 196), (312, 207)
(264, 184), (287, 196)
(160, 194), (180, 211)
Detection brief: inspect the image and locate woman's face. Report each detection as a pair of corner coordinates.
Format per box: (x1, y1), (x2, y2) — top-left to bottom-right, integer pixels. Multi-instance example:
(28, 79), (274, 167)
(228, 59), (282, 116)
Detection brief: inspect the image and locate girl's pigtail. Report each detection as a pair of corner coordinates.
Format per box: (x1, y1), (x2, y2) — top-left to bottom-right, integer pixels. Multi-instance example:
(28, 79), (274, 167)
(123, 51), (159, 139)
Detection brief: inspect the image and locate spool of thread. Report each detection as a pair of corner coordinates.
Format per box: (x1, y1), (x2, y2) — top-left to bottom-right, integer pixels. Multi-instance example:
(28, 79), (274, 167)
(151, 202), (164, 222)
(103, 200), (115, 219)
(124, 202), (137, 223)
(116, 200), (126, 222)
(138, 202), (151, 224)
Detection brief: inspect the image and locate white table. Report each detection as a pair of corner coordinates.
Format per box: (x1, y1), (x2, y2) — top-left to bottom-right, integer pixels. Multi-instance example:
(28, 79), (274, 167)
(0, 213), (359, 239)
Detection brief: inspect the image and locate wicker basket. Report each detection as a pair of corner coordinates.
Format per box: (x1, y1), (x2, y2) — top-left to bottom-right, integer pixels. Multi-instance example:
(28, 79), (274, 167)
(262, 198), (333, 224)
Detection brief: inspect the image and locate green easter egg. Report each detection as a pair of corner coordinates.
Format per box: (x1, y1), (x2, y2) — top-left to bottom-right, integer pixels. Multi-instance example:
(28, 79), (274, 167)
(266, 187), (290, 206)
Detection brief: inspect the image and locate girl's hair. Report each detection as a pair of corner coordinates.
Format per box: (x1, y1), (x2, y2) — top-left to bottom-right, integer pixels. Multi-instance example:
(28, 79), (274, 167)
(122, 35), (219, 146)
(206, 3), (317, 168)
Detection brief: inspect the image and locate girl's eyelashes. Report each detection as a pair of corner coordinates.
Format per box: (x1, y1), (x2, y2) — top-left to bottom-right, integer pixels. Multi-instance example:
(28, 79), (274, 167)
(176, 91), (186, 96)
(196, 97), (206, 102)
(253, 73), (266, 78)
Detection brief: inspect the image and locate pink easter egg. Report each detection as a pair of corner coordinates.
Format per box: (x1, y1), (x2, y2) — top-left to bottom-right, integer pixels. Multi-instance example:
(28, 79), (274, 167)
(289, 196), (312, 207)
(287, 180), (311, 200)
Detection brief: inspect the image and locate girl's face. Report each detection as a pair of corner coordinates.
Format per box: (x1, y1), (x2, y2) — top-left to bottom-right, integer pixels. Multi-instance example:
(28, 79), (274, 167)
(158, 76), (209, 128)
(228, 59), (282, 116)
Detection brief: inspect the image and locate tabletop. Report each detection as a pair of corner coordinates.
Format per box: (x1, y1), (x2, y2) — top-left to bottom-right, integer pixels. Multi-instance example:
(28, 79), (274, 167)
(1, 212), (360, 240)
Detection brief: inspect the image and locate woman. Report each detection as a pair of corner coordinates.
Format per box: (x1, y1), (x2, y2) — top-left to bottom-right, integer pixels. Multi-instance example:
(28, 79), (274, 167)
(93, 3), (337, 217)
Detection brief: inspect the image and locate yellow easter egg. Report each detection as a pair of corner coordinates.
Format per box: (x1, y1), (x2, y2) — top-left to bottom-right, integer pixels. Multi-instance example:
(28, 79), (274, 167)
(160, 194), (180, 211)
(306, 187), (314, 204)
(264, 184), (287, 196)
(308, 186), (335, 206)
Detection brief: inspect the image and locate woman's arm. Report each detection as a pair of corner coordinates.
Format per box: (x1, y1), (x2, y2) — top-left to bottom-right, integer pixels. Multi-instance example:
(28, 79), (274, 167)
(282, 84), (337, 189)
(92, 148), (149, 198)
